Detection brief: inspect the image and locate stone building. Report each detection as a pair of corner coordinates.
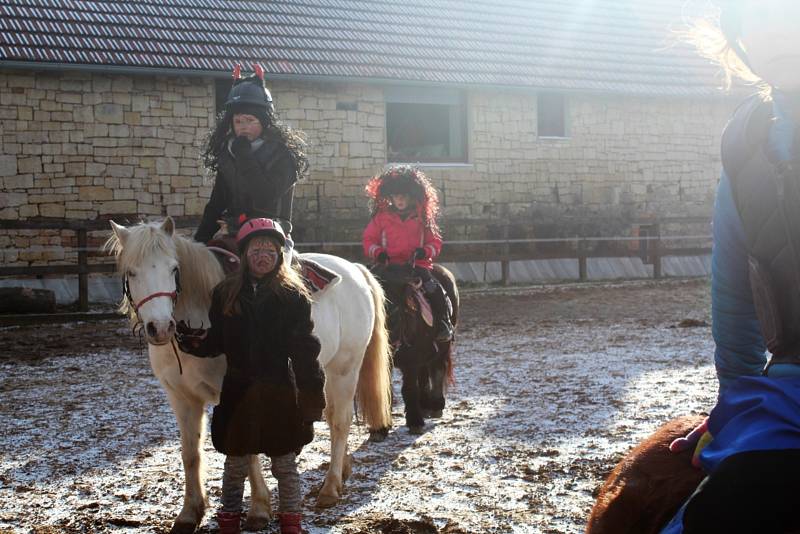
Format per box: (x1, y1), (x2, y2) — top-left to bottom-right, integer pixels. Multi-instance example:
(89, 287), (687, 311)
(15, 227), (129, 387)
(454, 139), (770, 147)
(0, 0), (740, 267)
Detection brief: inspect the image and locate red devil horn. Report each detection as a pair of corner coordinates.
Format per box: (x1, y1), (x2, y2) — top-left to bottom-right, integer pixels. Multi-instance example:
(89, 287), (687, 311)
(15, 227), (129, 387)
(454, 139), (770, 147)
(232, 64), (241, 80)
(252, 63), (265, 81)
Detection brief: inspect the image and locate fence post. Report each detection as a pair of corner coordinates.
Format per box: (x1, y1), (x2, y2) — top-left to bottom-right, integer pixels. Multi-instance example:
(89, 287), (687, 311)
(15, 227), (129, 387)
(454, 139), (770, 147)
(500, 221), (510, 286)
(77, 228), (89, 312)
(652, 224), (662, 279)
(578, 238), (587, 281)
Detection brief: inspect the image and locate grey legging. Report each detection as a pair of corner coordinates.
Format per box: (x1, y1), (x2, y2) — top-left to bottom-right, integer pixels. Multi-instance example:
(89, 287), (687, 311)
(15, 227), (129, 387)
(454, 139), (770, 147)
(221, 453), (301, 513)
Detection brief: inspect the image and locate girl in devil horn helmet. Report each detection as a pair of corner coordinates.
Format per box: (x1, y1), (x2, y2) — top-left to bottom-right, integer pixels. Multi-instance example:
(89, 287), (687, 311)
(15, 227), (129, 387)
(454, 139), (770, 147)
(195, 64), (309, 249)
(363, 165), (454, 342)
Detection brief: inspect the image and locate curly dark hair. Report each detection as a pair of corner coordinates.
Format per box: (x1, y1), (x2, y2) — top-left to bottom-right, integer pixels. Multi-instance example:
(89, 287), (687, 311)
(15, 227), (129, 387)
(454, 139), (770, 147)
(365, 165), (441, 234)
(202, 108), (309, 178)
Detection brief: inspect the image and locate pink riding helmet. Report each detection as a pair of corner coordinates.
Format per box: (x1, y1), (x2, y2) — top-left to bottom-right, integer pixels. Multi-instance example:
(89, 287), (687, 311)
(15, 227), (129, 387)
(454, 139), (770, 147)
(235, 218), (286, 253)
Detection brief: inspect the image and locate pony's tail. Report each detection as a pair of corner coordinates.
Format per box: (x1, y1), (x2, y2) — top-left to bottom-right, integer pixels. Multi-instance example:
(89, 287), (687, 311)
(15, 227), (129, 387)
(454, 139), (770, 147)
(354, 264), (393, 431)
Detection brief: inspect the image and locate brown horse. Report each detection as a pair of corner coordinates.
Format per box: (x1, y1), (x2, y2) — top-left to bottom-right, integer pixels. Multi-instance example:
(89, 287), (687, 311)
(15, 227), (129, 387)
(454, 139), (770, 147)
(371, 263), (459, 434)
(586, 414), (706, 534)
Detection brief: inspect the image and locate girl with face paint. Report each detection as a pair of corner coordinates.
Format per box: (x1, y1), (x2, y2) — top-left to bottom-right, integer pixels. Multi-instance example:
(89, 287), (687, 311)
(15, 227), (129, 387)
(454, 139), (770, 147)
(177, 219), (323, 534)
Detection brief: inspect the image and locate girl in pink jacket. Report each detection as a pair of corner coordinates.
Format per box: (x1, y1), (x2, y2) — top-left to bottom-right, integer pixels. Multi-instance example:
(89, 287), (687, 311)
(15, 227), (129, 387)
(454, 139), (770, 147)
(363, 166), (453, 341)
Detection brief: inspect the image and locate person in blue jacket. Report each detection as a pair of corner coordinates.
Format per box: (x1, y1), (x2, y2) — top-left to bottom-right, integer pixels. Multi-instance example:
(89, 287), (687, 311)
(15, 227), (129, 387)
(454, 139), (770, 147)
(661, 0), (800, 532)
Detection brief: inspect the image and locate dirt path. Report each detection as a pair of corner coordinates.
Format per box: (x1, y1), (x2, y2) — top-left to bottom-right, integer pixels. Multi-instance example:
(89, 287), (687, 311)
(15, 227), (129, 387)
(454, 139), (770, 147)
(0, 279), (716, 533)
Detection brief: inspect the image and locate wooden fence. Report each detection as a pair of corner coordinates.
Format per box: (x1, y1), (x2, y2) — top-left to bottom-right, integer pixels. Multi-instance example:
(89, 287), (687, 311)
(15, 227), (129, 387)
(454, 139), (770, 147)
(0, 217), (711, 313)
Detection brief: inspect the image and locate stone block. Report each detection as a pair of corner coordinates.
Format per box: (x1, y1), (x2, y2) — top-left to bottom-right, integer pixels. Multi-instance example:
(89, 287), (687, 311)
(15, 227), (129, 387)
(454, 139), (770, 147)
(106, 164), (134, 178)
(111, 77), (133, 93)
(98, 200), (136, 214)
(84, 162), (106, 176)
(39, 203), (65, 217)
(113, 188), (134, 200)
(185, 197), (206, 215)
(108, 124), (130, 137)
(0, 191), (27, 206)
(42, 163), (64, 173)
(17, 106), (33, 121)
(349, 143), (371, 157)
(156, 157), (179, 175)
(95, 103), (124, 124)
(2, 175), (34, 189)
(17, 157), (42, 174)
(79, 186), (113, 201)
(0, 155), (17, 176)
(19, 204), (39, 217)
(171, 176), (191, 188)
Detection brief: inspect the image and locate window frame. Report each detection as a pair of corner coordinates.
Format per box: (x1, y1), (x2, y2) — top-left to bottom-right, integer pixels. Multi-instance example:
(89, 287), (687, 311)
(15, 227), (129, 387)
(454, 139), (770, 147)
(537, 92), (569, 139)
(384, 86), (469, 165)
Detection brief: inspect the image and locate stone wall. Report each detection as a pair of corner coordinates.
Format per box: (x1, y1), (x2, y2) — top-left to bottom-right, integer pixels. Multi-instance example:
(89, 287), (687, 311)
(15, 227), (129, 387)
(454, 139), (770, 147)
(1, 68), (736, 266)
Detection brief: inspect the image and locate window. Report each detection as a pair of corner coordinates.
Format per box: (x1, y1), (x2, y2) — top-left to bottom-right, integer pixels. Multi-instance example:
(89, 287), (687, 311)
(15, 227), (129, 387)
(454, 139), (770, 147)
(537, 93), (567, 138)
(385, 86), (467, 163)
(214, 79), (230, 115)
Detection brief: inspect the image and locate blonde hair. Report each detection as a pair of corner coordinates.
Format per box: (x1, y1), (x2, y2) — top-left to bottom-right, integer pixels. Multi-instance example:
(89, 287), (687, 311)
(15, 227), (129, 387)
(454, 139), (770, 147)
(685, 2), (766, 91)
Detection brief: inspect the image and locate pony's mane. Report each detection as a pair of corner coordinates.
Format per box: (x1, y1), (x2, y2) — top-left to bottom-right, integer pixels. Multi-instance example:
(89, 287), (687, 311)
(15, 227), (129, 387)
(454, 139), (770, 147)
(105, 221), (225, 322)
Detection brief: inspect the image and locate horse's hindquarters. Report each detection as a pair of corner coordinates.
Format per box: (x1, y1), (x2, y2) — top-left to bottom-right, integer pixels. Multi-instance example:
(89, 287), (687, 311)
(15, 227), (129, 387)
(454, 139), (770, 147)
(587, 415), (706, 534)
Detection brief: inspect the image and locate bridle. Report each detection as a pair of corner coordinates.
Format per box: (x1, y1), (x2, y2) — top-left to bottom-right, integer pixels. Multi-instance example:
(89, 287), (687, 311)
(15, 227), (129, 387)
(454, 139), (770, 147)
(123, 268), (182, 313)
(123, 267), (184, 374)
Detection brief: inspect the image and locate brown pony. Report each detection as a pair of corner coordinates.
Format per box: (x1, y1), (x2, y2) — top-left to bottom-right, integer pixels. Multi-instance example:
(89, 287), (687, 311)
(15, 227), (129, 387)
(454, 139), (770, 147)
(372, 263), (459, 434)
(586, 415), (707, 534)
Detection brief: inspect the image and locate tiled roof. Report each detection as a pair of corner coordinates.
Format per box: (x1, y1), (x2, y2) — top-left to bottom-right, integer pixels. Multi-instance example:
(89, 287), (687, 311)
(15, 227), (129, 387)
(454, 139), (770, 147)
(0, 0), (725, 96)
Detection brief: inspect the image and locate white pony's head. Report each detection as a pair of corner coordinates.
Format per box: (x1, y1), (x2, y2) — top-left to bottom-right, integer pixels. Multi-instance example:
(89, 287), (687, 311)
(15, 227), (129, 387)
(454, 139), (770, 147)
(107, 218), (180, 345)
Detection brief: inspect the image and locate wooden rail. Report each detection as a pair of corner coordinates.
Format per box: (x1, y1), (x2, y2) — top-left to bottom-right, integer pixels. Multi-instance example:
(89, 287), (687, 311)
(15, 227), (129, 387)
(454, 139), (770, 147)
(1, 217), (711, 312)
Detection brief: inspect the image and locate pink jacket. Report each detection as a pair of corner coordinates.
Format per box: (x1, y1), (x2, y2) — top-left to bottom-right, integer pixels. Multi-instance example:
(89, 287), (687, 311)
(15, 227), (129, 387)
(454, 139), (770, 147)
(362, 209), (442, 270)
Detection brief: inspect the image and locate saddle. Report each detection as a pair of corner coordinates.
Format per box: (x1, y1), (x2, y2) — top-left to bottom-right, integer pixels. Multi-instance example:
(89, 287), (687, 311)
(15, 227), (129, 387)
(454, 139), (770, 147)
(296, 257), (339, 294)
(207, 236), (240, 275)
(406, 279), (434, 328)
(205, 237), (339, 294)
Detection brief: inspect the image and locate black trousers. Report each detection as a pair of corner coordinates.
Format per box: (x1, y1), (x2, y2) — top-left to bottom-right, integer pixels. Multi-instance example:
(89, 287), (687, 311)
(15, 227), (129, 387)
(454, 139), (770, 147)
(413, 267), (449, 318)
(682, 449), (800, 534)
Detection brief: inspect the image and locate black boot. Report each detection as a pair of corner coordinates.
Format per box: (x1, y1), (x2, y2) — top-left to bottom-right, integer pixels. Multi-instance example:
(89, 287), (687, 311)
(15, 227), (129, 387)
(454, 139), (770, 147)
(426, 282), (454, 342)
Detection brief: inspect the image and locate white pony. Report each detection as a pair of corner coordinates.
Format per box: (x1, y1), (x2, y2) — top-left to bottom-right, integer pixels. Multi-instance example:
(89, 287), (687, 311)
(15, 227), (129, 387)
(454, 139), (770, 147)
(106, 217), (392, 533)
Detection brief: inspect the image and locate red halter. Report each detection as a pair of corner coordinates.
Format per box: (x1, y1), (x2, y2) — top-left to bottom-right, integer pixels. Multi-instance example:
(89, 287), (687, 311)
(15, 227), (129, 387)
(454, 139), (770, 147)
(123, 268), (181, 313)
(131, 290), (178, 312)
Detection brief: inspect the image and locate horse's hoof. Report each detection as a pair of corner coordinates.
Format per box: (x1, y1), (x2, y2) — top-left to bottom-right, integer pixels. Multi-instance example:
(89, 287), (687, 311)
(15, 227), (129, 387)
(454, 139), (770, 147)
(368, 427), (389, 442)
(408, 425), (425, 435)
(243, 513), (270, 531)
(316, 492), (340, 508)
(428, 409), (443, 418)
(170, 521), (198, 534)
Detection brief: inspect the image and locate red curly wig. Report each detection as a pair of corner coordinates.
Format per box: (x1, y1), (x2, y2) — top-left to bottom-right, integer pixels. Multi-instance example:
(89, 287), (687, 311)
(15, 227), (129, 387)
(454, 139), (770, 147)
(365, 165), (441, 234)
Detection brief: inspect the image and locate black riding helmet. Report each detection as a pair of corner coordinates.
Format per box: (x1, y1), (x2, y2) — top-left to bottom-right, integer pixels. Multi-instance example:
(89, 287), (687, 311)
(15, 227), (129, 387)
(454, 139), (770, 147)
(225, 64), (274, 118)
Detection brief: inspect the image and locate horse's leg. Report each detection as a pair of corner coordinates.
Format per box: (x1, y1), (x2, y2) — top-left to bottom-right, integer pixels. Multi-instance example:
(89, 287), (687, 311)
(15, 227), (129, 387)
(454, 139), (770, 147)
(317, 369), (358, 508)
(164, 389), (207, 534)
(418, 364), (433, 417)
(424, 356), (447, 418)
(242, 455), (272, 530)
(399, 363), (425, 433)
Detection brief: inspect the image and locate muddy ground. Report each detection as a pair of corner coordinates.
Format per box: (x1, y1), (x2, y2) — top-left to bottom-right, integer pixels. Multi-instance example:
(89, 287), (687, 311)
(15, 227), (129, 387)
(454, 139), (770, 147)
(0, 279), (717, 533)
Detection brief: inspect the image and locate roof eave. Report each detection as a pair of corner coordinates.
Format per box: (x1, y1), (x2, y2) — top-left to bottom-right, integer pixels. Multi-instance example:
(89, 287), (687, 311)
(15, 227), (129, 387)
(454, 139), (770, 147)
(0, 59), (741, 99)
